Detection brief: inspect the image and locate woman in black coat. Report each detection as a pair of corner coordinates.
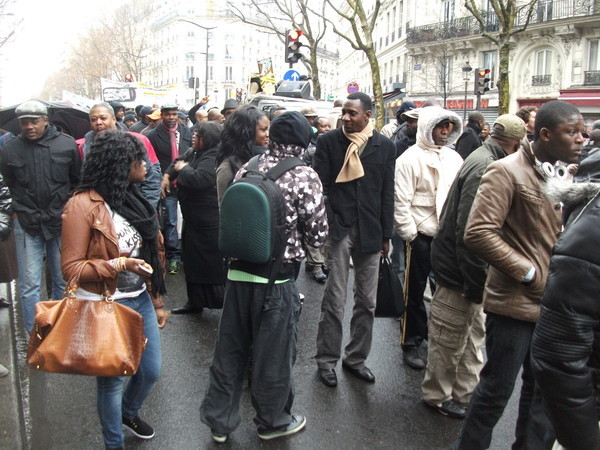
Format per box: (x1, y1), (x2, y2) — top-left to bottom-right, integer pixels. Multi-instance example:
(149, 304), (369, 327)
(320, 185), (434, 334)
(168, 122), (226, 314)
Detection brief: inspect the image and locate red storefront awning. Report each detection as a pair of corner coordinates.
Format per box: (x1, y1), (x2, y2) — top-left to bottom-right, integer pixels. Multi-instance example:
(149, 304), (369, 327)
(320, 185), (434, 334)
(558, 89), (600, 107)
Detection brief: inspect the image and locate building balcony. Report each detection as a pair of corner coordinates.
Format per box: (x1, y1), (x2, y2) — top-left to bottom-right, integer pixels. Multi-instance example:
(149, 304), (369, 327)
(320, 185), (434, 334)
(584, 70), (600, 85)
(532, 74), (552, 86)
(407, 0), (598, 46)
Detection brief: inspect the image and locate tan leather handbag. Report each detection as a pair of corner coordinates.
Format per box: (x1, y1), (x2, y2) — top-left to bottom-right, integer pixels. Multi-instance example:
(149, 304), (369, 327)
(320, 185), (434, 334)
(27, 262), (147, 377)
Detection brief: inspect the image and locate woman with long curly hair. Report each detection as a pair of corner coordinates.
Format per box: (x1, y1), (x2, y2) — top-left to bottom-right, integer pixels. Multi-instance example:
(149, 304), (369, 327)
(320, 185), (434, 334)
(61, 130), (168, 449)
(215, 104), (269, 204)
(168, 121), (226, 314)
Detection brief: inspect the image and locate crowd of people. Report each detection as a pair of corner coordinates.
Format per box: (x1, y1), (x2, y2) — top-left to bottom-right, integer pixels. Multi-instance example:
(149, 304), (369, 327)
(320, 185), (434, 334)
(0, 92), (597, 449)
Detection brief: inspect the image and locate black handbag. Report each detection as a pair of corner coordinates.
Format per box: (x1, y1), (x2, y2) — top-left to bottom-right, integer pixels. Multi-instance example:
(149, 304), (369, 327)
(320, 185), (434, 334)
(375, 257), (406, 318)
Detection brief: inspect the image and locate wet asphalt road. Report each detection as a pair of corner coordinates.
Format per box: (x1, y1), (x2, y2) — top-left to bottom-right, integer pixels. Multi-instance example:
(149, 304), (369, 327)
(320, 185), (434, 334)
(26, 263), (519, 449)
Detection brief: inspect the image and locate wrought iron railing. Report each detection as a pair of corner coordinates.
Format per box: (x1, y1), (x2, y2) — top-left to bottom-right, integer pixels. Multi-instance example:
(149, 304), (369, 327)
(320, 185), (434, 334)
(584, 70), (600, 85)
(407, 0), (597, 45)
(532, 74), (552, 85)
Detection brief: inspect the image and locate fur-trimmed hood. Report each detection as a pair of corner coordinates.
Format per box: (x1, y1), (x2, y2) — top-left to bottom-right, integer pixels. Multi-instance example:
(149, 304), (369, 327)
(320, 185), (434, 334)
(544, 149), (600, 208)
(416, 106), (463, 151)
(544, 178), (600, 208)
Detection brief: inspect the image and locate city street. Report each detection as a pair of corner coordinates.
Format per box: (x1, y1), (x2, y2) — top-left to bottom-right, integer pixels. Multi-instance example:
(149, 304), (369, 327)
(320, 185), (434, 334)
(17, 263), (519, 449)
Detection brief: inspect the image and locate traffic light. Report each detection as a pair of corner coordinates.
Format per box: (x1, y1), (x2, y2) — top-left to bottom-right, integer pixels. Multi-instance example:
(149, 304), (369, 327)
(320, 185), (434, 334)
(475, 68), (491, 95)
(285, 29), (304, 65)
(125, 73), (134, 82)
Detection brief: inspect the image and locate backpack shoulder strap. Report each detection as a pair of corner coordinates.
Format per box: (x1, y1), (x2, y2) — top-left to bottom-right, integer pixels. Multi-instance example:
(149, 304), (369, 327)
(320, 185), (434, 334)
(265, 156), (305, 181)
(246, 154), (260, 171)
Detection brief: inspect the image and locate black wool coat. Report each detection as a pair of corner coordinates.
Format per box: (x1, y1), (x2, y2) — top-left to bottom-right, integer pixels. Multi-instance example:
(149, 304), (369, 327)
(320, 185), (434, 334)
(313, 127), (395, 254)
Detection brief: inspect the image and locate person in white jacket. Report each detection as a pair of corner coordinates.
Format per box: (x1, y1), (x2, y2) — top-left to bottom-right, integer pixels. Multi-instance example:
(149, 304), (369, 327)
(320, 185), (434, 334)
(394, 106), (463, 370)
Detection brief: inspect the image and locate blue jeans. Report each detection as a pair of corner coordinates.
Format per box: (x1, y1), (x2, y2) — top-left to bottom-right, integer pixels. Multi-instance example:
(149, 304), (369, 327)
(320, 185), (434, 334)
(13, 219), (66, 333)
(161, 195), (181, 263)
(455, 312), (553, 449)
(96, 291), (161, 448)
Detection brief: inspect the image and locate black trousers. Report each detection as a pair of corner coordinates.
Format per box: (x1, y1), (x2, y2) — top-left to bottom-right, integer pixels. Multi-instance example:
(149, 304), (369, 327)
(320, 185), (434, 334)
(200, 279), (302, 434)
(403, 233), (432, 349)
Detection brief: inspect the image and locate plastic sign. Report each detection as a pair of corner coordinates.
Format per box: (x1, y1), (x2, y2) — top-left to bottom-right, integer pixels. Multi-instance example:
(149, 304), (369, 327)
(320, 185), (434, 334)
(347, 82), (360, 94)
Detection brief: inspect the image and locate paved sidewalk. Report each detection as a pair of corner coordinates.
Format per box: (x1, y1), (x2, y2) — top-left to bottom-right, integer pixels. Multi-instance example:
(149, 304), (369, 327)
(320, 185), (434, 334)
(0, 281), (25, 449)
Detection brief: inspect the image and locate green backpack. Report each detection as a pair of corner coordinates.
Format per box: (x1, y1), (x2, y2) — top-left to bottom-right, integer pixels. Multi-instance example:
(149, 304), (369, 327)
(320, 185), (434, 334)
(218, 155), (304, 265)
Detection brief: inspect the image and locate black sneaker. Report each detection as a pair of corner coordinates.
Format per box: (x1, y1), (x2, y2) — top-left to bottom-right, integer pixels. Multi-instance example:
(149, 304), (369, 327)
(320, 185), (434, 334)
(211, 431), (228, 443)
(122, 416), (155, 439)
(257, 415), (306, 440)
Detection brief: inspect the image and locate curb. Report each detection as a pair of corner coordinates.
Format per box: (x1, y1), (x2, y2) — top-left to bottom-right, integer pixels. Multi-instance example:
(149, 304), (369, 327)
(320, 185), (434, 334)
(0, 281), (28, 449)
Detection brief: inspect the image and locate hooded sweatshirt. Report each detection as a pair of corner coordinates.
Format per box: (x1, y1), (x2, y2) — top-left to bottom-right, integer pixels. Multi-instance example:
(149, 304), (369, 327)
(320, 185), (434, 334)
(394, 106), (463, 242)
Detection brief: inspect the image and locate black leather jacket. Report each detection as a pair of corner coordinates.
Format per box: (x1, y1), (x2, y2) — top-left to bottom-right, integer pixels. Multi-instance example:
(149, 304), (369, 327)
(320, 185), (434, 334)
(0, 125), (80, 239)
(0, 172), (12, 241)
(531, 182), (600, 450)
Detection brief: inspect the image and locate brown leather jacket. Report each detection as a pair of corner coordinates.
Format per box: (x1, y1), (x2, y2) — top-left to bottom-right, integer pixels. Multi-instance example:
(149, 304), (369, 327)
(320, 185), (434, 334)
(61, 190), (164, 308)
(464, 146), (562, 322)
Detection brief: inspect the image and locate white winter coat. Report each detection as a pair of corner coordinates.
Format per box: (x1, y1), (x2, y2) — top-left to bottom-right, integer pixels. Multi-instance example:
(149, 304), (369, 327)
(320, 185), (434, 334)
(394, 106), (464, 242)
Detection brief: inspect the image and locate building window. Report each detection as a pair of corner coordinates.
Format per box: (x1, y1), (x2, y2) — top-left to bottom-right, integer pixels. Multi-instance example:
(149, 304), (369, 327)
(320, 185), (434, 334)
(482, 50), (497, 89)
(589, 40), (599, 70)
(533, 49), (552, 85)
(585, 40), (600, 85)
(225, 66), (233, 82)
(439, 57), (452, 91)
(442, 0), (455, 22)
(536, 0), (553, 22)
(398, 1), (403, 37)
(392, 7), (396, 41)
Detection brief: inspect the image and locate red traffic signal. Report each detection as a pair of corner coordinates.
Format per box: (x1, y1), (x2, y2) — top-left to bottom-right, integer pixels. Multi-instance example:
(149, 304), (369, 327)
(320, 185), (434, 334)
(475, 68), (491, 95)
(285, 29), (304, 65)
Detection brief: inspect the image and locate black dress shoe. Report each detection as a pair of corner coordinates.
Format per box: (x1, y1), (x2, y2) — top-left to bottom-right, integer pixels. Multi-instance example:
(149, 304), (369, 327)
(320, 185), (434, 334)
(317, 368), (337, 387)
(171, 303), (202, 315)
(0, 298), (9, 308)
(342, 362), (375, 383)
(403, 347), (426, 370)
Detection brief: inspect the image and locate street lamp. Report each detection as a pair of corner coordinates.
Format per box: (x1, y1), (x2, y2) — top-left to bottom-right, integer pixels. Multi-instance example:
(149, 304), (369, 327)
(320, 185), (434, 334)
(462, 62), (472, 121)
(178, 19), (217, 99)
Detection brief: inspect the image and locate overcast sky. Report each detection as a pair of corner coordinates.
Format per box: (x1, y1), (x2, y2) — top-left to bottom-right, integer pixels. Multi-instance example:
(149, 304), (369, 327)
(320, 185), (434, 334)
(1, 0), (120, 106)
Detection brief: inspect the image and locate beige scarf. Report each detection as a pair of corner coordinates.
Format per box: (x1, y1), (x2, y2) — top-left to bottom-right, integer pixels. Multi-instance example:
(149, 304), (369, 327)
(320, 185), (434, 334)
(336, 121), (374, 183)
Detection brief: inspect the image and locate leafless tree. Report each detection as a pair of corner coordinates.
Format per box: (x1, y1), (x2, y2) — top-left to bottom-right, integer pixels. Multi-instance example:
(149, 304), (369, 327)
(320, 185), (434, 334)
(411, 47), (463, 108)
(227, 0), (327, 99)
(0, 0), (22, 50)
(465, 0), (537, 115)
(41, 0), (152, 101)
(310, 0), (385, 129)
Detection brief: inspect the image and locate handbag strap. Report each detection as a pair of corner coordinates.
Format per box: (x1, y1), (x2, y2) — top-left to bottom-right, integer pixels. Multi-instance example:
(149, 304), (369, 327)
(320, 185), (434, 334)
(65, 261), (112, 301)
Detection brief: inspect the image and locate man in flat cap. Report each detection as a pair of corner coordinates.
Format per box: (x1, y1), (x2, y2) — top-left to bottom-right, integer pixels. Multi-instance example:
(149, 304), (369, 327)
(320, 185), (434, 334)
(0, 100), (81, 332)
(148, 103), (192, 274)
